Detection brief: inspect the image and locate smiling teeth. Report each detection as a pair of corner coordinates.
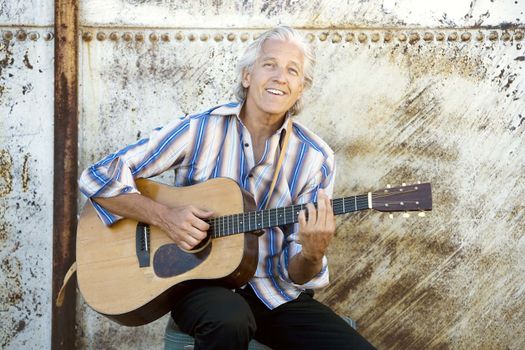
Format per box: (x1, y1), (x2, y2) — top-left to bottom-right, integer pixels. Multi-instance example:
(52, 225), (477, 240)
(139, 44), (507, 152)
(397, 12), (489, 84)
(267, 89), (284, 95)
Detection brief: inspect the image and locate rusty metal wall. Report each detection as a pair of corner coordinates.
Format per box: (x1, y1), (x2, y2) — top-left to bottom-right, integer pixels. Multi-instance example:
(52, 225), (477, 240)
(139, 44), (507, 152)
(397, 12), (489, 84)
(0, 0), (55, 349)
(77, 1), (524, 349)
(2, 0), (523, 349)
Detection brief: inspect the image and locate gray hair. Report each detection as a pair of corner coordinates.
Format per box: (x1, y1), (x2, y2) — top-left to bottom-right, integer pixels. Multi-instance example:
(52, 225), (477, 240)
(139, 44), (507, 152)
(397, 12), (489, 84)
(234, 26), (315, 116)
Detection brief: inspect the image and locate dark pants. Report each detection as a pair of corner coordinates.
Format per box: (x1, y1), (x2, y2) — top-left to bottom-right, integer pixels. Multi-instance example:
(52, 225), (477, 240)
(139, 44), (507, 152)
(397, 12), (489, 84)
(171, 284), (376, 350)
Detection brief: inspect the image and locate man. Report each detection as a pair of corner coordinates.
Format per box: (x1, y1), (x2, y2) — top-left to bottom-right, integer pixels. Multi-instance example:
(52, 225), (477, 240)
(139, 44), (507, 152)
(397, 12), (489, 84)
(79, 26), (375, 350)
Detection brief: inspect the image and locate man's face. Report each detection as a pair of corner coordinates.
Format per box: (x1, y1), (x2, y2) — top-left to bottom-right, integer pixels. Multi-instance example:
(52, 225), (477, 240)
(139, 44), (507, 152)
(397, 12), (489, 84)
(243, 38), (305, 118)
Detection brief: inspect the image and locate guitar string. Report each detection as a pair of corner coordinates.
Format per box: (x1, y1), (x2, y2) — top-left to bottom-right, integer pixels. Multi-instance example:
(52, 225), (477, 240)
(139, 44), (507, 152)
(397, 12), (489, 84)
(207, 196), (371, 237)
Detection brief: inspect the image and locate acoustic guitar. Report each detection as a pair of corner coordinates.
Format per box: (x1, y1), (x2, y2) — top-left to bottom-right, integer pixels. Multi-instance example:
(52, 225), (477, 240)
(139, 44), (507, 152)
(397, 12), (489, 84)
(76, 178), (432, 326)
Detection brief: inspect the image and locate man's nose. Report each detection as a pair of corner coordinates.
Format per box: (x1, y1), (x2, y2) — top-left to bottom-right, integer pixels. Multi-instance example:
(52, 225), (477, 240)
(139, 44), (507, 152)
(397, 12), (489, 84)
(272, 67), (286, 83)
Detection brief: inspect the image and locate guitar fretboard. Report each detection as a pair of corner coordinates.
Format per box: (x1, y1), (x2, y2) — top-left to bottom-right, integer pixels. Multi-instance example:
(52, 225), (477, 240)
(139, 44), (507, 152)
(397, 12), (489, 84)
(208, 195), (370, 238)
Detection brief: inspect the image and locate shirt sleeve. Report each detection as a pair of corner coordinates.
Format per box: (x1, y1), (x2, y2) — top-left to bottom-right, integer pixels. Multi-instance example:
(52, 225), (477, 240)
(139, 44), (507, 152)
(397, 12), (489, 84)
(278, 149), (336, 289)
(78, 115), (191, 225)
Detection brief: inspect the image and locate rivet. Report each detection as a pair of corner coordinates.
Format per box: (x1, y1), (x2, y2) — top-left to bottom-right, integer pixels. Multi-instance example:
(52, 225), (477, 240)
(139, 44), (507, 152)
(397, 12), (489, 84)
(200, 33), (209, 41)
(398, 33), (407, 42)
(188, 33), (196, 41)
(358, 33), (367, 43)
(149, 33), (158, 42)
(135, 32), (144, 42)
(423, 32), (433, 42)
(82, 32), (93, 42)
(371, 33), (380, 43)
(28, 32), (39, 41)
(96, 32), (106, 41)
(332, 33), (342, 43)
(3, 31), (13, 41)
(175, 32), (184, 41)
(214, 33), (224, 42)
(409, 32), (420, 44)
(476, 32), (484, 41)
(345, 33), (355, 42)
(240, 33), (249, 42)
(319, 32), (328, 42)
(306, 33), (315, 43)
(44, 32), (54, 41)
(122, 32), (132, 41)
(436, 32), (445, 41)
(160, 33), (169, 42)
(16, 30), (27, 41)
(227, 33), (236, 41)
(109, 32), (119, 41)
(501, 32), (511, 41)
(448, 32), (458, 41)
(384, 32), (393, 43)
(461, 32), (471, 42)
(489, 31), (498, 41)
(515, 31), (523, 41)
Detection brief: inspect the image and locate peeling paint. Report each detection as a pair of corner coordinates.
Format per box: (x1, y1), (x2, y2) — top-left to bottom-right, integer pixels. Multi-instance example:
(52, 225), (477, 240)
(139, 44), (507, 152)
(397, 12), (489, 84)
(22, 153), (30, 192)
(0, 149), (13, 196)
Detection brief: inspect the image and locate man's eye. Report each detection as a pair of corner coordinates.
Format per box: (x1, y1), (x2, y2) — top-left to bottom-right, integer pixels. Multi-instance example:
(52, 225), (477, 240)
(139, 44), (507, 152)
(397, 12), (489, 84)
(289, 68), (298, 75)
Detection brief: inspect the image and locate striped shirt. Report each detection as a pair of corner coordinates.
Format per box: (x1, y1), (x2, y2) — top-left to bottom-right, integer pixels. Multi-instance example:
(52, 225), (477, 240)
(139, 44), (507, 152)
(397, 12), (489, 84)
(79, 101), (336, 309)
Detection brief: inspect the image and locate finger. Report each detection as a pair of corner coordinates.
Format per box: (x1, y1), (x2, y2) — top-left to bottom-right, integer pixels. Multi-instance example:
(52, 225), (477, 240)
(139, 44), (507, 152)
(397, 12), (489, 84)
(306, 203), (317, 224)
(187, 226), (207, 241)
(190, 216), (211, 232)
(317, 194), (327, 226)
(298, 209), (306, 226)
(181, 234), (201, 249)
(192, 207), (214, 219)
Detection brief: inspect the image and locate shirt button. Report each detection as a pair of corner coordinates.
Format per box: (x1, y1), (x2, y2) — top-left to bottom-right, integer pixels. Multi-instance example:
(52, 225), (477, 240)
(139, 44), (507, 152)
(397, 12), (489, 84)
(244, 143), (249, 147)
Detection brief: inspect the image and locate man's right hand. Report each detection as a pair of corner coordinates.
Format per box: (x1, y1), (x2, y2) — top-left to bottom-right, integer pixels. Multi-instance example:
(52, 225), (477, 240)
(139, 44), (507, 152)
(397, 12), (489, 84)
(157, 205), (214, 251)
(94, 193), (214, 251)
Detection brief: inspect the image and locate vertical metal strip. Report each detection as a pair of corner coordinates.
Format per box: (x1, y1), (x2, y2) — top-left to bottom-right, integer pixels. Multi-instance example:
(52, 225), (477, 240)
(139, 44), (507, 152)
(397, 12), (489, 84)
(53, 0), (78, 349)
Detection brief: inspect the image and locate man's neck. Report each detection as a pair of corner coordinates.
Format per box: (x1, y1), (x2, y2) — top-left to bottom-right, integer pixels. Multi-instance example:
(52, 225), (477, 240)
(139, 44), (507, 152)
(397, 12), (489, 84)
(240, 101), (286, 142)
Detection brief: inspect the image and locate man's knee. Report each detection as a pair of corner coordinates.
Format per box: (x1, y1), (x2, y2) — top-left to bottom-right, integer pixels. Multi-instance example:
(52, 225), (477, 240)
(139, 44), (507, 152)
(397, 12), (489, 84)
(201, 306), (256, 337)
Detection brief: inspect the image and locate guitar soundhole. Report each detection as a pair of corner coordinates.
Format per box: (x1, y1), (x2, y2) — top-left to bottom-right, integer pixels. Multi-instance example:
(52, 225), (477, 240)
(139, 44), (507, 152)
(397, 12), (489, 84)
(153, 242), (212, 278)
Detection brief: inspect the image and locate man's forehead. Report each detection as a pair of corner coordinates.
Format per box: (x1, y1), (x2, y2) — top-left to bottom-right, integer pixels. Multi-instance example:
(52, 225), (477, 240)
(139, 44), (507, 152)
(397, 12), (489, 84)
(259, 39), (304, 66)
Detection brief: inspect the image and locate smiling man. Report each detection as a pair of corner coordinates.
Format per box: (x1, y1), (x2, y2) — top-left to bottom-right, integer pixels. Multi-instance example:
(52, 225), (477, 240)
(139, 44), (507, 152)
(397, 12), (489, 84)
(79, 26), (375, 349)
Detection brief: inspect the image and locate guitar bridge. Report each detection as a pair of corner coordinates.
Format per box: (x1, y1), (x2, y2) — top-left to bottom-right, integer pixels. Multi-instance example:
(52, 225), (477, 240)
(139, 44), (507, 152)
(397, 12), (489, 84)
(135, 222), (151, 268)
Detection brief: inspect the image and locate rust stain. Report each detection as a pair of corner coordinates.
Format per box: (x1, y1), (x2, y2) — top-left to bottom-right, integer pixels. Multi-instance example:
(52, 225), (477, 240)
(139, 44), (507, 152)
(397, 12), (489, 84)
(0, 254), (24, 349)
(22, 153), (30, 192)
(0, 149), (13, 196)
(23, 50), (33, 69)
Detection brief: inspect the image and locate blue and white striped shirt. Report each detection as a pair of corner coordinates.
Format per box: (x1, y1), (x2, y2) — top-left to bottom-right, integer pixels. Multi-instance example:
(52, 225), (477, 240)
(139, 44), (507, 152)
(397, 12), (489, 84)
(79, 102), (336, 309)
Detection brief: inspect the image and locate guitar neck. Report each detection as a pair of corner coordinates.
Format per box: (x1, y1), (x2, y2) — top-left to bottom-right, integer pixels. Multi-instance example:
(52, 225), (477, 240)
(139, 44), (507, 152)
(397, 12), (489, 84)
(208, 194), (370, 238)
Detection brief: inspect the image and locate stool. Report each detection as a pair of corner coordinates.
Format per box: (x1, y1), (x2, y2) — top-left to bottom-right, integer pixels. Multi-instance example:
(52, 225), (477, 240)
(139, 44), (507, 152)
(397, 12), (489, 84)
(164, 315), (357, 350)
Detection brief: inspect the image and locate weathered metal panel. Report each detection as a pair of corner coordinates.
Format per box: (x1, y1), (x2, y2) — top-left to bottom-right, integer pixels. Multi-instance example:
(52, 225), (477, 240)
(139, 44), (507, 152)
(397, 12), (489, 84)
(80, 0), (524, 28)
(74, 1), (525, 349)
(0, 28), (55, 349)
(77, 23), (524, 350)
(0, 0), (53, 26)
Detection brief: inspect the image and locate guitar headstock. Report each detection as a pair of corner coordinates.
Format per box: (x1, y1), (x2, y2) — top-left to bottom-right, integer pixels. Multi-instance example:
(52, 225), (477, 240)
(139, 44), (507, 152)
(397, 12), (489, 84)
(371, 183), (432, 212)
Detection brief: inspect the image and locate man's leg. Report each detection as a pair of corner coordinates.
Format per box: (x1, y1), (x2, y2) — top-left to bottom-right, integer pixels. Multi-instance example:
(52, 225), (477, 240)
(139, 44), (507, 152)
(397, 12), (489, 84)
(237, 286), (376, 350)
(171, 285), (256, 350)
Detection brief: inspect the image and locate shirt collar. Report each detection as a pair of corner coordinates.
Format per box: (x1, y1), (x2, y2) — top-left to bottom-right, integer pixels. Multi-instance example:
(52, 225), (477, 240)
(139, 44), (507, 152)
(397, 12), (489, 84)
(211, 101), (292, 137)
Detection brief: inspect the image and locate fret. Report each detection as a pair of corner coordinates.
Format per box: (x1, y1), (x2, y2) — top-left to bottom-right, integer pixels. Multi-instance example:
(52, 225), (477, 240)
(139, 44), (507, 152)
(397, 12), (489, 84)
(354, 196), (357, 212)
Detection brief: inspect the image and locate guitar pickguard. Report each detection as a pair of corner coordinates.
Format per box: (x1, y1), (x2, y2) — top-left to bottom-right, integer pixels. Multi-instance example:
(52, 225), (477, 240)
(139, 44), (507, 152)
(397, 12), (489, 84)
(153, 243), (212, 278)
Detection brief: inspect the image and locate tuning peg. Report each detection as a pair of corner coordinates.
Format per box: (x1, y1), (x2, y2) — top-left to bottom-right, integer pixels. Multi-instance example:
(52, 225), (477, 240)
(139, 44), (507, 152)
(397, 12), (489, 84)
(389, 214), (394, 219)
(417, 180), (421, 184)
(418, 212), (426, 217)
(386, 184), (391, 189)
(402, 182), (406, 186)
(402, 212), (410, 218)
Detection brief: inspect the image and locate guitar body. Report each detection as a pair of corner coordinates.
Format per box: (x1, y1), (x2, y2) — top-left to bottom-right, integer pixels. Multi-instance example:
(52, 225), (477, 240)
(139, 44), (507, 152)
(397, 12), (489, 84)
(76, 178), (259, 326)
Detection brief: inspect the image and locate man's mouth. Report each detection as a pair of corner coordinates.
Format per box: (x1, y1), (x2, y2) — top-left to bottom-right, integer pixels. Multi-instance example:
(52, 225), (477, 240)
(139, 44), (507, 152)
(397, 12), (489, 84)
(266, 88), (285, 96)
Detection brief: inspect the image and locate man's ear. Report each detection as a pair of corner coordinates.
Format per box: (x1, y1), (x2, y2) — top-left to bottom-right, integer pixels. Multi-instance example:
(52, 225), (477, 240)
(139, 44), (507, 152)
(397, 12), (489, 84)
(242, 69), (251, 88)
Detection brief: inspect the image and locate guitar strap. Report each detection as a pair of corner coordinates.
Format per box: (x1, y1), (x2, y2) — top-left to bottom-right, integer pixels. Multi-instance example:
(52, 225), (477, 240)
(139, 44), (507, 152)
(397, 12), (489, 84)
(265, 119), (292, 209)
